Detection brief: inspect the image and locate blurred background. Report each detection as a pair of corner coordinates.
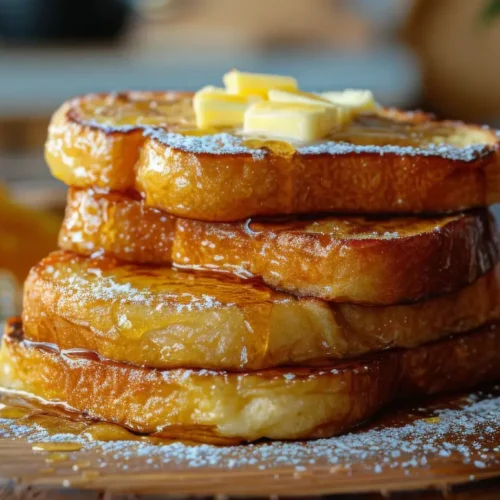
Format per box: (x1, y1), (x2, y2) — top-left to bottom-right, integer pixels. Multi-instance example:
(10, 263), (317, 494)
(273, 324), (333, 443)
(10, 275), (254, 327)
(0, 0), (500, 320)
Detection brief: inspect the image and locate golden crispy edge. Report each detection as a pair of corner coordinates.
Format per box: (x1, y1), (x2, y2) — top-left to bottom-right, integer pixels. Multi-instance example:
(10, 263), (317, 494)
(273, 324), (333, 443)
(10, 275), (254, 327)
(20, 251), (500, 370)
(59, 188), (500, 304)
(2, 318), (500, 443)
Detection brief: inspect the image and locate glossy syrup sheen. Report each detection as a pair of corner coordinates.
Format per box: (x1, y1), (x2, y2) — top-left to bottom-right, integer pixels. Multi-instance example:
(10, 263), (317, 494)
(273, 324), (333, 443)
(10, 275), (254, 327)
(22, 249), (500, 370)
(0, 318), (400, 443)
(1, 386), (498, 450)
(75, 92), (483, 149)
(0, 321), (172, 445)
(32, 250), (276, 306)
(60, 187), (500, 305)
(65, 186), (483, 239)
(243, 211), (467, 237)
(0, 391), (167, 444)
(0, 318), (499, 448)
(76, 92), (195, 129)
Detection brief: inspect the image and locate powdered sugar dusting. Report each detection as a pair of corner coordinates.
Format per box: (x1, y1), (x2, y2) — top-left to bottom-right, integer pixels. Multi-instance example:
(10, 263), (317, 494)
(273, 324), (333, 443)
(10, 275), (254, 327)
(79, 119), (137, 134)
(296, 141), (492, 162)
(70, 92), (498, 163)
(149, 130), (494, 163)
(147, 130), (267, 160)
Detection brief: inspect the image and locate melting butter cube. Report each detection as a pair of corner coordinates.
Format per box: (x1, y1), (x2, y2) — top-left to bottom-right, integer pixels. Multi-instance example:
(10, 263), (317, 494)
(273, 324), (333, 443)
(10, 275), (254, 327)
(193, 86), (259, 128)
(244, 101), (341, 142)
(223, 70), (298, 98)
(269, 89), (351, 126)
(320, 89), (378, 114)
(269, 89), (333, 106)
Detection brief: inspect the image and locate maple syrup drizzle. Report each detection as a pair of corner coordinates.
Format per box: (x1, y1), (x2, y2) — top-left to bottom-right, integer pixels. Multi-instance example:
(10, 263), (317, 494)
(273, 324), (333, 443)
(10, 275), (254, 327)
(0, 392), (167, 445)
(72, 460), (91, 471)
(0, 404), (30, 419)
(46, 452), (70, 463)
(242, 139), (297, 156)
(82, 422), (145, 442)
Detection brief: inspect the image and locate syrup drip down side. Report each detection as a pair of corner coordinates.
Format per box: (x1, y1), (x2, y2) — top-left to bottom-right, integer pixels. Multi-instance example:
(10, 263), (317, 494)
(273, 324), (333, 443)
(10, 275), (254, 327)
(19, 251), (500, 370)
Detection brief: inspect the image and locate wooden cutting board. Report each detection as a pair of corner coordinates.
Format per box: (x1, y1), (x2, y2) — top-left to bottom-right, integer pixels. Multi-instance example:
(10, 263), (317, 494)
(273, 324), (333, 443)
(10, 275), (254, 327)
(0, 387), (499, 499)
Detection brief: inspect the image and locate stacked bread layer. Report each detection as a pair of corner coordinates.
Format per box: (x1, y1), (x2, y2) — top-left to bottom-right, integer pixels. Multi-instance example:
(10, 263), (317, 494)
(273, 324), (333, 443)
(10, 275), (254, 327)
(3, 317), (500, 444)
(45, 93), (500, 221)
(1, 91), (500, 443)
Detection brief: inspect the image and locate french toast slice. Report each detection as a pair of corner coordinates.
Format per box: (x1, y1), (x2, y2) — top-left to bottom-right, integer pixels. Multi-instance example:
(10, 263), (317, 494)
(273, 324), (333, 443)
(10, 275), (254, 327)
(60, 188), (500, 304)
(45, 92), (500, 221)
(45, 92), (193, 191)
(1, 318), (499, 444)
(22, 252), (500, 371)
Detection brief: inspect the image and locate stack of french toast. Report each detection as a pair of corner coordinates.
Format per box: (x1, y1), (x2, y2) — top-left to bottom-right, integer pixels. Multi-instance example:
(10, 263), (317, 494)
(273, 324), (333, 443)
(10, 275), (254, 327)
(1, 70), (500, 444)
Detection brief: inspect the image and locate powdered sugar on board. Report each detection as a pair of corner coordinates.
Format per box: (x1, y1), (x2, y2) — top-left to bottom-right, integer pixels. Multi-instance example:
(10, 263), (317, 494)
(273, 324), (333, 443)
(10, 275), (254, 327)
(0, 387), (498, 477)
(95, 392), (500, 473)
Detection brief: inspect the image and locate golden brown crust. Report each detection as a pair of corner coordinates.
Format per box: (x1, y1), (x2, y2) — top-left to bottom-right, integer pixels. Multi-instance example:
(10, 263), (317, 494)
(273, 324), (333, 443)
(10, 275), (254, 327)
(136, 133), (500, 221)
(22, 252), (500, 370)
(44, 92), (193, 190)
(400, 321), (500, 396)
(1, 318), (499, 444)
(45, 91), (500, 220)
(60, 188), (500, 304)
(60, 189), (177, 265)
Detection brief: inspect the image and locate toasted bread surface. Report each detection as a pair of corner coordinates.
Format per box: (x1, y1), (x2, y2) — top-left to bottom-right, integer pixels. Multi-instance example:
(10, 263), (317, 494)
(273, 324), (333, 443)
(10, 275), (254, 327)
(136, 128), (500, 220)
(61, 188), (500, 304)
(45, 92), (193, 190)
(22, 252), (500, 370)
(45, 92), (500, 220)
(1, 319), (499, 443)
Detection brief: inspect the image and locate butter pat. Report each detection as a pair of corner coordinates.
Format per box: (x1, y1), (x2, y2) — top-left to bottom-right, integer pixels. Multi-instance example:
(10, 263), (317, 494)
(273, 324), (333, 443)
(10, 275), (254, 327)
(320, 89), (378, 114)
(269, 89), (333, 106)
(269, 89), (351, 126)
(193, 86), (259, 128)
(224, 70), (298, 98)
(244, 101), (340, 142)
